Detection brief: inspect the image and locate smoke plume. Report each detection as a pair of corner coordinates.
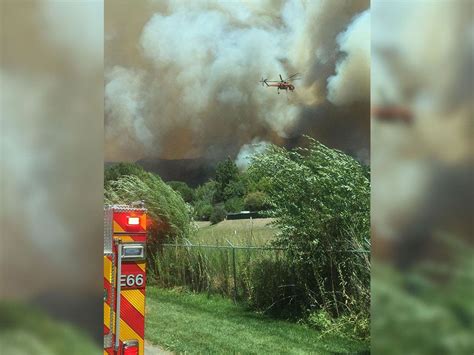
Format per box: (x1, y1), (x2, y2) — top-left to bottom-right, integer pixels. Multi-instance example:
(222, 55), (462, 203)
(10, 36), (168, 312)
(235, 139), (271, 170)
(105, 0), (370, 163)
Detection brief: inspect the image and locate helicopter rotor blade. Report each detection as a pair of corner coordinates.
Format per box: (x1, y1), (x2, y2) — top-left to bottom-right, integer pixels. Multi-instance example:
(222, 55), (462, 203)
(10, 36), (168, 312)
(286, 73), (302, 81)
(279, 74), (284, 81)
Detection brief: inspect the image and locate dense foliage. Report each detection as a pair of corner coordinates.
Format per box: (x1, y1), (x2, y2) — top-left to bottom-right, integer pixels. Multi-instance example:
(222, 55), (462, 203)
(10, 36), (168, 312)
(105, 162), (147, 184)
(104, 164), (191, 246)
(189, 159), (271, 222)
(168, 181), (196, 203)
(209, 205), (227, 225)
(151, 139), (370, 339)
(247, 139), (370, 332)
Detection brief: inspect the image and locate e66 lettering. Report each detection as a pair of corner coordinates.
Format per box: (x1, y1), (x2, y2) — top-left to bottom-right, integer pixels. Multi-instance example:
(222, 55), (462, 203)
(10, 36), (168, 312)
(120, 274), (144, 288)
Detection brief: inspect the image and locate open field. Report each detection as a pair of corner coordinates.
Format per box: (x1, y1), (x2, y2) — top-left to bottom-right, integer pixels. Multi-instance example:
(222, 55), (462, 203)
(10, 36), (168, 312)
(145, 287), (369, 354)
(191, 218), (277, 246)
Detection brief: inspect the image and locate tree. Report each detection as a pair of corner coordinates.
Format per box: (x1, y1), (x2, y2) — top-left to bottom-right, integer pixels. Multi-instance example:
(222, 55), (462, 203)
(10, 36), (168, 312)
(168, 181), (195, 203)
(105, 162), (146, 184)
(248, 138), (370, 319)
(224, 197), (244, 213)
(223, 179), (246, 201)
(210, 205), (227, 225)
(244, 191), (268, 211)
(214, 158), (240, 202)
(194, 180), (217, 204)
(193, 201), (213, 221)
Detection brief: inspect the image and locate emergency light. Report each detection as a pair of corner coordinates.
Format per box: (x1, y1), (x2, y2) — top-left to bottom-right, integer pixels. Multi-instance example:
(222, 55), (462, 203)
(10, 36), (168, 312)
(127, 216), (140, 225)
(123, 340), (139, 355)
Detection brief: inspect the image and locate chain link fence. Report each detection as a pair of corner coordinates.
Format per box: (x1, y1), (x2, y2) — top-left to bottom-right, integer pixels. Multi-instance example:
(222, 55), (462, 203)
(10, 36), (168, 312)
(149, 239), (287, 302)
(148, 239), (369, 312)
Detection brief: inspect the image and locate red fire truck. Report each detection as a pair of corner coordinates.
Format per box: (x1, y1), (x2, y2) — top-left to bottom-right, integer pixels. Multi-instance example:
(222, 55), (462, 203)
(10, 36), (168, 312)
(104, 203), (147, 355)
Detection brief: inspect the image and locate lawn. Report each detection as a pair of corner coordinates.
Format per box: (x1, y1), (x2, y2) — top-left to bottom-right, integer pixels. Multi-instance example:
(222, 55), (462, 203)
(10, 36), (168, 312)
(145, 287), (369, 354)
(191, 218), (277, 246)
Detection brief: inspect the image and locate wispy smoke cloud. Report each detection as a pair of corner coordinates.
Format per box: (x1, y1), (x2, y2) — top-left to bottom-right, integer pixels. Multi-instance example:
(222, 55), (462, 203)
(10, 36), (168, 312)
(106, 0), (370, 162)
(235, 139), (270, 170)
(327, 10), (370, 105)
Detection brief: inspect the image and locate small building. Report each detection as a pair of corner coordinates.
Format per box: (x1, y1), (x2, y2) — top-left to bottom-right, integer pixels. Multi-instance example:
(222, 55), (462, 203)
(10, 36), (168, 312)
(226, 210), (261, 220)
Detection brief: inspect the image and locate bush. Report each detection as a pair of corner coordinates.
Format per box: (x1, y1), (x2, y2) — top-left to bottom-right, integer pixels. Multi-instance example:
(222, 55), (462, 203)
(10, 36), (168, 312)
(104, 162), (146, 184)
(104, 173), (191, 253)
(209, 206), (227, 225)
(244, 191), (268, 211)
(247, 258), (297, 318)
(193, 202), (213, 221)
(194, 181), (217, 204)
(224, 197), (244, 213)
(247, 138), (370, 328)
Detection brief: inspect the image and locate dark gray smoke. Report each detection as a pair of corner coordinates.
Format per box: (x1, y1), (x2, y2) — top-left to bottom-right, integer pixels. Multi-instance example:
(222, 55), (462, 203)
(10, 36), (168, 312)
(105, 0), (370, 163)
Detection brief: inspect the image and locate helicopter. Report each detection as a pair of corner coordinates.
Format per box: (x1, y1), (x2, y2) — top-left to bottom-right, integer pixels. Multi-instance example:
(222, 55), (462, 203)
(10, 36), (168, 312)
(259, 73), (301, 94)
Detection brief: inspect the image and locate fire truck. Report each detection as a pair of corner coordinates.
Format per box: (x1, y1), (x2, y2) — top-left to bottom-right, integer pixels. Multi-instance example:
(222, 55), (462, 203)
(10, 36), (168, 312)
(104, 203), (147, 355)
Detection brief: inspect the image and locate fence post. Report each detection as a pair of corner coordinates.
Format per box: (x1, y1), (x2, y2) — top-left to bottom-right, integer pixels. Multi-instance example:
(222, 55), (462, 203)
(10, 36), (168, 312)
(226, 239), (237, 303)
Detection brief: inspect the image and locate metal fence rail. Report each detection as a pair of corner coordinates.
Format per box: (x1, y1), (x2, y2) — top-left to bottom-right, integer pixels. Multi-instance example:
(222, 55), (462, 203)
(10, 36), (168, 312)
(157, 239), (370, 302)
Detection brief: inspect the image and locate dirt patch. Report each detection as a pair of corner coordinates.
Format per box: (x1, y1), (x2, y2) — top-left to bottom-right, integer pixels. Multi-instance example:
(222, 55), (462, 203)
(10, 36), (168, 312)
(145, 340), (173, 354)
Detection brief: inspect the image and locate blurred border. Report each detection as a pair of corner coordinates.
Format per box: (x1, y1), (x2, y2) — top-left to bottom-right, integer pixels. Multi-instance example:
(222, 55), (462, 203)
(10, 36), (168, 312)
(1, 0), (104, 350)
(371, 1), (473, 354)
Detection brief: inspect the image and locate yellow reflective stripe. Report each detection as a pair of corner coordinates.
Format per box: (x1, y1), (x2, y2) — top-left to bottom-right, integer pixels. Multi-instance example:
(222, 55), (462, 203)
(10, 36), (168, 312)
(104, 256), (112, 283)
(113, 221), (125, 233)
(120, 236), (135, 243)
(119, 317), (144, 355)
(104, 302), (111, 328)
(136, 261), (146, 272)
(121, 289), (145, 316)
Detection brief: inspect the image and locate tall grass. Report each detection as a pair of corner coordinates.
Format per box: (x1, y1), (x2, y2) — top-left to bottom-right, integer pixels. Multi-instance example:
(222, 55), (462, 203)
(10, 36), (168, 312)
(148, 244), (286, 303)
(148, 241), (369, 339)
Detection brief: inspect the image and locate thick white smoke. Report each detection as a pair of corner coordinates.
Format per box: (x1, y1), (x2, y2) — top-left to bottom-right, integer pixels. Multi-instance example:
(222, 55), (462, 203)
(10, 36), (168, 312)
(235, 139), (271, 170)
(105, 66), (152, 160)
(105, 0), (370, 162)
(327, 9), (370, 105)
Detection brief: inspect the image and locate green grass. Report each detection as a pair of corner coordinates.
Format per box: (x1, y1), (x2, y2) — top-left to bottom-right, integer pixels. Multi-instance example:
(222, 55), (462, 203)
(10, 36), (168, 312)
(191, 218), (277, 246)
(145, 287), (369, 354)
(0, 302), (100, 354)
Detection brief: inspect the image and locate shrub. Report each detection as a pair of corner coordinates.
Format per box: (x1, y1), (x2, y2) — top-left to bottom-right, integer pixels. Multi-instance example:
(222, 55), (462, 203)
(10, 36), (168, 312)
(104, 173), (191, 255)
(247, 258), (297, 318)
(244, 191), (268, 211)
(247, 138), (370, 326)
(224, 197), (244, 213)
(209, 206), (227, 225)
(193, 202), (213, 221)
